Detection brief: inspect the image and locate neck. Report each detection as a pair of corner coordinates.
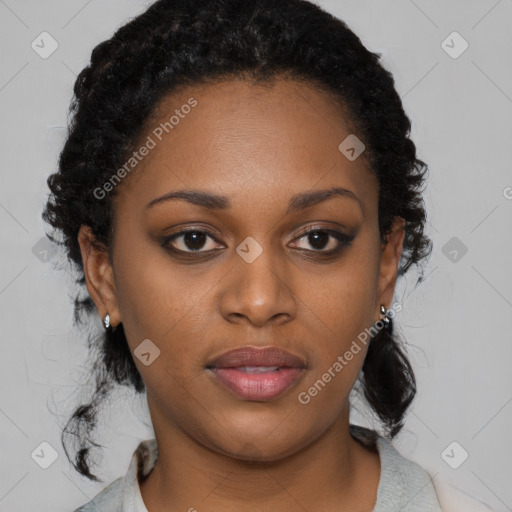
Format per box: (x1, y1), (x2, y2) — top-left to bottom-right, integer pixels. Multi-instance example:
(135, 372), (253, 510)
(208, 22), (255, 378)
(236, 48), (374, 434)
(140, 407), (380, 512)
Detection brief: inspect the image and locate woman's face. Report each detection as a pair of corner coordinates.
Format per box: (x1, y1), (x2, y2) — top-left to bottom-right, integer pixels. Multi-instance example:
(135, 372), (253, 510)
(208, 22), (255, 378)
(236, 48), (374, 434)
(80, 78), (404, 460)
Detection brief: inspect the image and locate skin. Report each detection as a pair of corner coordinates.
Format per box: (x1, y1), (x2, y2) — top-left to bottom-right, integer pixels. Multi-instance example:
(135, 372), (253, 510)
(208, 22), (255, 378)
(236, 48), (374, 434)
(78, 78), (405, 512)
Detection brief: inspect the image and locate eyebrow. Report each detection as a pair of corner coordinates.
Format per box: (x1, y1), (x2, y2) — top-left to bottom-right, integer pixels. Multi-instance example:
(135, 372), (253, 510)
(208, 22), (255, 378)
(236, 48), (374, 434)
(145, 186), (362, 214)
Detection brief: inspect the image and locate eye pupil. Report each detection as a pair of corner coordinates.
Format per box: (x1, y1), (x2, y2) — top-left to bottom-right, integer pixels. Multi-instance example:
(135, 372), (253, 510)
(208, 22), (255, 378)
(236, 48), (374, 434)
(309, 230), (329, 250)
(184, 231), (206, 250)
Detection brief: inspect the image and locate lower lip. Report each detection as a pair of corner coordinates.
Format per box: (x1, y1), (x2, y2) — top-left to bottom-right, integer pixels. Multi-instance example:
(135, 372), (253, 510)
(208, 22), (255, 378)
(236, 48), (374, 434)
(209, 367), (304, 401)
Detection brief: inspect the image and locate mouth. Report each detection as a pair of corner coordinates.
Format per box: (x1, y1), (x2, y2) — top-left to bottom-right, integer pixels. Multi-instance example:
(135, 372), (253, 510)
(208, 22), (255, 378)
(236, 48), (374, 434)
(205, 346), (307, 401)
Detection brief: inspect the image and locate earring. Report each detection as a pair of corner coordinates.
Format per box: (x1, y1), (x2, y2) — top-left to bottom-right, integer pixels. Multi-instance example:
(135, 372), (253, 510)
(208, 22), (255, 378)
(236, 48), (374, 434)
(380, 304), (391, 328)
(103, 314), (111, 330)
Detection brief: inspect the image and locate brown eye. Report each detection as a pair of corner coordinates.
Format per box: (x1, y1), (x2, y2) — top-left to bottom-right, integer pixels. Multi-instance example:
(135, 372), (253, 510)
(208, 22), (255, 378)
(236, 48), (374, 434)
(290, 227), (354, 254)
(162, 229), (223, 253)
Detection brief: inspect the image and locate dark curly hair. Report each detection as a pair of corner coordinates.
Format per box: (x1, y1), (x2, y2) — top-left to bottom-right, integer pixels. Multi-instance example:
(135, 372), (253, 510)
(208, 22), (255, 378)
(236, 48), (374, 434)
(43, 0), (432, 482)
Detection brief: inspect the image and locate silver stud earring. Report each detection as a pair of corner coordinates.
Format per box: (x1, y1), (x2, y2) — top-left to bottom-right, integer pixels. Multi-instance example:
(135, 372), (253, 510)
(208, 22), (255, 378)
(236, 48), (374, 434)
(380, 304), (390, 328)
(103, 314), (110, 330)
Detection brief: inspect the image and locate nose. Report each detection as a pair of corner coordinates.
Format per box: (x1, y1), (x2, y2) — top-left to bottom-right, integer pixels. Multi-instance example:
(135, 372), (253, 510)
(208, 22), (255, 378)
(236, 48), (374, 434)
(219, 242), (297, 328)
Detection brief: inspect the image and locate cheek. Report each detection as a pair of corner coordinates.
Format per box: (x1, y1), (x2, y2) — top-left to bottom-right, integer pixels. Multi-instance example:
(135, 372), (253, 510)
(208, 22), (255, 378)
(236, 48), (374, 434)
(113, 256), (215, 405)
(308, 252), (380, 347)
(113, 229), (204, 329)
(296, 244), (380, 395)
(111, 236), (223, 388)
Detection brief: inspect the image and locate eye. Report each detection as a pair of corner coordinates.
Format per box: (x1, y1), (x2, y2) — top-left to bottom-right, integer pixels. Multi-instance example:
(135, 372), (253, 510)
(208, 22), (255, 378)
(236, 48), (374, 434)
(290, 226), (354, 254)
(161, 229), (224, 254)
(161, 225), (354, 258)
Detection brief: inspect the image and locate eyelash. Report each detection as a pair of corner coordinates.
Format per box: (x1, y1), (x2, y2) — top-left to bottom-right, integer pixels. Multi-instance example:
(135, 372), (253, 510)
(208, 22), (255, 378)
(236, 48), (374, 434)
(160, 226), (354, 258)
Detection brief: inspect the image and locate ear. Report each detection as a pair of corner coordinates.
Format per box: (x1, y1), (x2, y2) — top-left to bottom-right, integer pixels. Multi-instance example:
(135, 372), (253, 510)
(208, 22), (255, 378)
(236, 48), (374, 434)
(77, 225), (121, 328)
(376, 216), (406, 313)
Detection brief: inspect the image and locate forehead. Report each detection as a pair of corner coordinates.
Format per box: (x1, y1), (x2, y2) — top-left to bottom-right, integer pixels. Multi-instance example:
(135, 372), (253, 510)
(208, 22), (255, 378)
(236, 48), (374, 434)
(115, 78), (378, 218)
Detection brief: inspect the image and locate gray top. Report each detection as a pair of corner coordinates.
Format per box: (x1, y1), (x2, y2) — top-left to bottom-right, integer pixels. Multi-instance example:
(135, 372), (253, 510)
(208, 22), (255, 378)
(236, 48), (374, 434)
(73, 425), (443, 512)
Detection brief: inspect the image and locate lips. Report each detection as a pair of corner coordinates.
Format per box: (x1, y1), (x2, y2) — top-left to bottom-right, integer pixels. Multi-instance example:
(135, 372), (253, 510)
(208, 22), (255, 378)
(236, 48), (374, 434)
(206, 346), (307, 401)
(207, 346), (306, 369)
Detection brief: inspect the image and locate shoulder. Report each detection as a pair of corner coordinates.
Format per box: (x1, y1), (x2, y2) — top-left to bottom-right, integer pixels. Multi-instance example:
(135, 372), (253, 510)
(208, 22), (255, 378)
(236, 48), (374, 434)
(370, 431), (493, 512)
(349, 425), (443, 511)
(72, 477), (124, 512)
(375, 435), (443, 511)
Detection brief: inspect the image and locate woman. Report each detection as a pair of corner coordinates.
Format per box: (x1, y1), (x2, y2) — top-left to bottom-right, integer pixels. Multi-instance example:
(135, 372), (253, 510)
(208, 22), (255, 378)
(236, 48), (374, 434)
(43, 0), (486, 510)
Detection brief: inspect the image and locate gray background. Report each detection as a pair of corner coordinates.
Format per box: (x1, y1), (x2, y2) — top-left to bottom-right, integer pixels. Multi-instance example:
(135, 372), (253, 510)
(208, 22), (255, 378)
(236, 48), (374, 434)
(0, 0), (511, 510)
